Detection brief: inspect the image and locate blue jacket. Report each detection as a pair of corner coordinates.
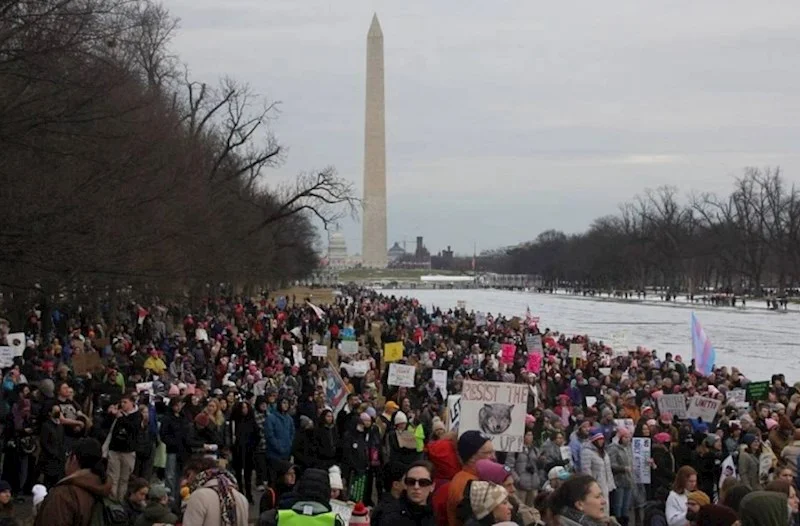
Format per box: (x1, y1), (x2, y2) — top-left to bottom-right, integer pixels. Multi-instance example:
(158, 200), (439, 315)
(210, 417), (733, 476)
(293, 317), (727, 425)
(265, 410), (295, 459)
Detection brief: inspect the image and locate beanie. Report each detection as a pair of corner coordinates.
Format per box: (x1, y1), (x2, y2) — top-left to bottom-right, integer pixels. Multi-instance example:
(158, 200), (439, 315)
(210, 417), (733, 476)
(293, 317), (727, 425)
(590, 428), (605, 442)
(470, 481), (508, 520)
(458, 430), (491, 463)
(349, 502), (369, 525)
(654, 432), (671, 444)
(688, 490), (711, 507)
(697, 504), (739, 526)
(476, 459), (513, 485)
(394, 411), (408, 425)
(742, 433), (758, 447)
(432, 416), (446, 434)
(296, 468), (331, 505)
(329, 466), (344, 491)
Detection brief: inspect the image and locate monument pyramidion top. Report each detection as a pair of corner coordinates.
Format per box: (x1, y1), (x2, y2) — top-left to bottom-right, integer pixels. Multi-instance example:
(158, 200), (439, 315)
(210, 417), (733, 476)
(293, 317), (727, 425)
(368, 13), (383, 39)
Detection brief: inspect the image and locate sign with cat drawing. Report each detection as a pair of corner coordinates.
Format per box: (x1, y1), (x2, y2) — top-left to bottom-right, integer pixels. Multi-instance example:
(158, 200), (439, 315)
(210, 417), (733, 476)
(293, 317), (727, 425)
(459, 380), (527, 452)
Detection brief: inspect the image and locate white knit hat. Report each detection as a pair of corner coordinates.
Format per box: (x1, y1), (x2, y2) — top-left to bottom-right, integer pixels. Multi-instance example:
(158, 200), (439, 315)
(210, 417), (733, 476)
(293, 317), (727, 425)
(329, 465), (344, 491)
(394, 411), (408, 425)
(32, 484), (48, 508)
(470, 481), (508, 520)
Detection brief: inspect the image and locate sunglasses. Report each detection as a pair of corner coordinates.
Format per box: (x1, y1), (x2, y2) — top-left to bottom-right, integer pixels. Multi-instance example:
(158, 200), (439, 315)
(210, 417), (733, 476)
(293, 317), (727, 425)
(404, 477), (433, 488)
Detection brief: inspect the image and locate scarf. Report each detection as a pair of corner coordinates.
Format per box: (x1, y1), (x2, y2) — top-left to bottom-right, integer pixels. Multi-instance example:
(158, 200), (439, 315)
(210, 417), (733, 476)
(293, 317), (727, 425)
(560, 506), (606, 526)
(189, 468), (239, 526)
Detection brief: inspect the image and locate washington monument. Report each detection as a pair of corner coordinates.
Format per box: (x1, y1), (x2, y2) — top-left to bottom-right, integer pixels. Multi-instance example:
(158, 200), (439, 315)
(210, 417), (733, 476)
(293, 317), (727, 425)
(361, 14), (388, 268)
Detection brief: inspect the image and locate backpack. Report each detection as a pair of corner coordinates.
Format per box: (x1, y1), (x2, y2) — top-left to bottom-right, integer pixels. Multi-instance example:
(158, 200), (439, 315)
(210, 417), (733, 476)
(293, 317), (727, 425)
(89, 497), (128, 526)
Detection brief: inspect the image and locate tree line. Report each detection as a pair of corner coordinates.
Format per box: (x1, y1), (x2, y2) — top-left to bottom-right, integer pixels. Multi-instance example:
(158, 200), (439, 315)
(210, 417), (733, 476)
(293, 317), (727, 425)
(0, 0), (356, 325)
(492, 167), (800, 296)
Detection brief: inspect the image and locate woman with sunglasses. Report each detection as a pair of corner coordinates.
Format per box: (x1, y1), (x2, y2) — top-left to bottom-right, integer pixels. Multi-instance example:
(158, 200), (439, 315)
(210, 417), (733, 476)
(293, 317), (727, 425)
(374, 460), (436, 526)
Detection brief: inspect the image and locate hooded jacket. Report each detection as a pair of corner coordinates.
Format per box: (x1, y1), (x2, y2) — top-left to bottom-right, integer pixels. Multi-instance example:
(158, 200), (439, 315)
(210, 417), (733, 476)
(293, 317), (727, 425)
(134, 501), (178, 526)
(314, 411), (339, 468)
(33, 468), (113, 526)
(739, 491), (788, 526)
(375, 492), (436, 526)
(183, 476), (250, 526)
(264, 401), (295, 460)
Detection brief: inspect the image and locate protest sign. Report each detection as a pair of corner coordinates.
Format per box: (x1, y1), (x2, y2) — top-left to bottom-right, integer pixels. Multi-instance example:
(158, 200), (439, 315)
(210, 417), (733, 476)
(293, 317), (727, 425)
(686, 396), (721, 422)
(0, 347), (14, 368)
(526, 335), (542, 353)
(322, 366), (347, 415)
(383, 342), (403, 362)
(312, 344), (328, 358)
(460, 381), (528, 452)
(526, 352), (542, 374)
(293, 345), (305, 365)
(457, 300), (466, 310)
(342, 360), (370, 378)
(7, 332), (25, 356)
(569, 343), (584, 358)
(657, 394), (687, 419)
(341, 327), (356, 340)
(501, 343), (515, 364)
(195, 328), (209, 343)
(290, 327), (302, 339)
(433, 369), (448, 399)
(475, 312), (487, 327)
(599, 367), (611, 376)
(719, 455), (737, 490)
(746, 381), (770, 402)
(388, 363), (416, 387)
(615, 418), (635, 436)
(72, 350), (103, 376)
(446, 395), (462, 431)
(136, 382), (154, 395)
(339, 340), (358, 355)
(586, 396), (597, 408)
(370, 322), (382, 343)
(330, 500), (353, 523)
(632, 437), (651, 484)
(727, 389), (748, 408)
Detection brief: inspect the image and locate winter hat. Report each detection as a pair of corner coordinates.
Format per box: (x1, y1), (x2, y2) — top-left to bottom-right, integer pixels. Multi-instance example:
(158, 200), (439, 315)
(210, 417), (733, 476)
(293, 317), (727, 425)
(458, 430), (491, 463)
(0, 481), (10, 493)
(329, 466), (344, 491)
(148, 483), (170, 501)
(765, 418), (778, 431)
(525, 414), (535, 426)
(742, 433), (759, 447)
(384, 401), (399, 413)
(739, 491), (788, 526)
(704, 435), (720, 448)
(688, 490), (711, 507)
(32, 484), (47, 508)
(654, 432), (672, 444)
(296, 468), (331, 505)
(359, 412), (372, 424)
(365, 406), (377, 419)
(696, 504), (739, 526)
(616, 427), (631, 439)
(469, 481), (509, 520)
(660, 412), (674, 424)
(299, 415), (313, 429)
(168, 384), (180, 397)
(476, 459), (513, 485)
(394, 411), (408, 425)
(548, 466), (570, 481)
(590, 428), (605, 442)
(194, 412), (210, 429)
(349, 502), (370, 525)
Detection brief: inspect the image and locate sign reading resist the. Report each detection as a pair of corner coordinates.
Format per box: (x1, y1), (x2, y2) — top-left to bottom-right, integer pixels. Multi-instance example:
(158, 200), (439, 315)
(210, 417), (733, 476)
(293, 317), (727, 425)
(459, 380), (527, 452)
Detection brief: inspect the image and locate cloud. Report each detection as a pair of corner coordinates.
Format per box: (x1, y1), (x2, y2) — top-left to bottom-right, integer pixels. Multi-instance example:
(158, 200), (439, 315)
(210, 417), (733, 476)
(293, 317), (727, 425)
(162, 0), (800, 254)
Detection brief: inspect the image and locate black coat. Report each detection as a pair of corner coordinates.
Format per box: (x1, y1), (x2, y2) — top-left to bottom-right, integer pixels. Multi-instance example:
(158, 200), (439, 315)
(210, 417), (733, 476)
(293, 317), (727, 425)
(108, 411), (141, 453)
(292, 428), (316, 472)
(39, 419), (65, 477)
(373, 494), (435, 526)
(159, 410), (192, 458)
(314, 424), (339, 469)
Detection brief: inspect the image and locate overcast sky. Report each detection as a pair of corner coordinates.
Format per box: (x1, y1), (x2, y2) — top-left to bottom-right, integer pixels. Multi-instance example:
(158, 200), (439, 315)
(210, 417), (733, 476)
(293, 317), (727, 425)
(164, 0), (800, 255)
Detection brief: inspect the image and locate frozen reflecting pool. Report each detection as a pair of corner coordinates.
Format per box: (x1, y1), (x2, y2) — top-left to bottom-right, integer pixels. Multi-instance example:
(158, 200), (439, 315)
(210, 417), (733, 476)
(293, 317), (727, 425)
(390, 288), (798, 382)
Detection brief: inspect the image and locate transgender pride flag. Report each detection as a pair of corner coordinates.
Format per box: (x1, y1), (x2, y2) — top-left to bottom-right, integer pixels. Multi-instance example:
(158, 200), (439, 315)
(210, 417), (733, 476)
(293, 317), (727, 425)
(691, 312), (716, 376)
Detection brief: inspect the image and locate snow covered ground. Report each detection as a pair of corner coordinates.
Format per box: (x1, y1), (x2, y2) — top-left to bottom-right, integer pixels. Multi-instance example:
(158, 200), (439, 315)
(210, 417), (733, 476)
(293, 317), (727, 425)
(391, 288), (798, 382)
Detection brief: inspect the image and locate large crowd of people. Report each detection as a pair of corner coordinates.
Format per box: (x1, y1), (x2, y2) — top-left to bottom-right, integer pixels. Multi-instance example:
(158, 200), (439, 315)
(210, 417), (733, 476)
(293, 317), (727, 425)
(0, 287), (798, 526)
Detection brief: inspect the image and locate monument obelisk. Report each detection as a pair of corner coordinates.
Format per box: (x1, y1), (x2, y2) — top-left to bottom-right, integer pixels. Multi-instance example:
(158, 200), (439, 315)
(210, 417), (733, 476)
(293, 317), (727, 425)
(361, 14), (388, 268)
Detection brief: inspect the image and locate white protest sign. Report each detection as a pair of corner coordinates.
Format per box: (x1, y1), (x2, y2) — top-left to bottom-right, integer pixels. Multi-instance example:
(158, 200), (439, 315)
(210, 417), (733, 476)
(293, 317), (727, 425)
(433, 369), (448, 400)
(7, 332), (25, 356)
(195, 328), (209, 342)
(569, 343), (584, 359)
(657, 393), (687, 419)
(599, 367), (611, 377)
(686, 396), (721, 422)
(460, 380), (528, 452)
(0, 346), (14, 367)
(330, 500), (353, 523)
(457, 300), (466, 310)
(292, 345), (306, 366)
(352, 360), (370, 376)
(290, 326), (302, 339)
(447, 395), (462, 431)
(339, 340), (358, 355)
(312, 344), (328, 358)
(586, 396), (597, 408)
(632, 437), (651, 484)
(136, 382), (154, 395)
(727, 389), (748, 408)
(526, 335), (542, 353)
(560, 445), (573, 469)
(388, 363), (415, 387)
(475, 312), (487, 327)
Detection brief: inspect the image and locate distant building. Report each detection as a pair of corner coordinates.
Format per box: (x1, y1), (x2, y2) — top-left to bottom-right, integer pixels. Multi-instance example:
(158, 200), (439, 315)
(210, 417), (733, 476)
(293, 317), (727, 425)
(432, 245), (455, 270)
(391, 236), (431, 269)
(327, 231), (348, 269)
(387, 242), (406, 263)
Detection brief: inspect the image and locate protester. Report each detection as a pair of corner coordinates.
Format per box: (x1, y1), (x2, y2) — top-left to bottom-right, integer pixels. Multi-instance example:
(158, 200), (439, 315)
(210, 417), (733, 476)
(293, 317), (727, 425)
(550, 474), (608, 526)
(106, 394), (142, 501)
(448, 431), (494, 526)
(124, 478), (151, 525)
(259, 467), (346, 526)
(135, 483), (178, 526)
(373, 460), (436, 526)
(34, 438), (111, 526)
(580, 428), (615, 516)
(667, 467), (698, 526)
(464, 481), (513, 525)
(607, 427), (634, 524)
(739, 491), (788, 526)
(504, 429), (541, 507)
(182, 456), (249, 526)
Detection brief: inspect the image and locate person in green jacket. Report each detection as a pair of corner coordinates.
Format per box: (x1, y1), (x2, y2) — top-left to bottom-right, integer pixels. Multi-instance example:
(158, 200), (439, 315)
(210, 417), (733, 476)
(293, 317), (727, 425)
(135, 484), (178, 526)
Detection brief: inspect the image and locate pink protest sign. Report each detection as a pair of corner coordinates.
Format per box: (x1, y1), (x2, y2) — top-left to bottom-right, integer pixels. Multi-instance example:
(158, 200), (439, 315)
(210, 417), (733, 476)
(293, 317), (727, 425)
(501, 343), (516, 364)
(527, 352), (543, 373)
